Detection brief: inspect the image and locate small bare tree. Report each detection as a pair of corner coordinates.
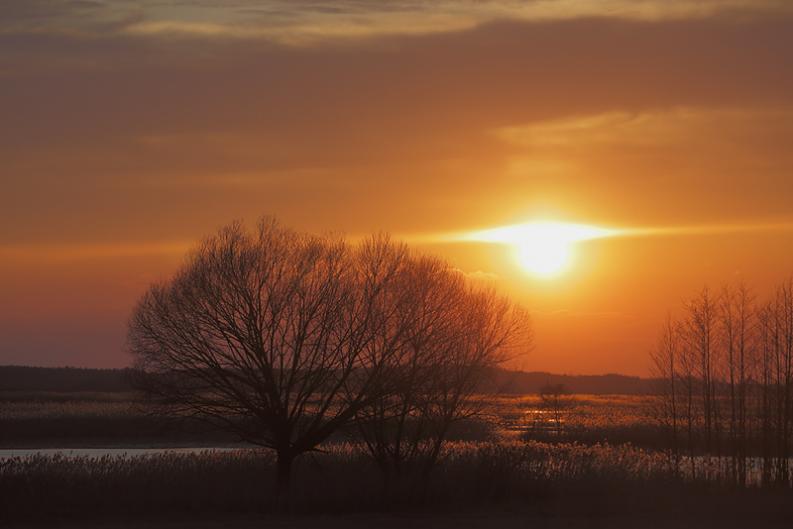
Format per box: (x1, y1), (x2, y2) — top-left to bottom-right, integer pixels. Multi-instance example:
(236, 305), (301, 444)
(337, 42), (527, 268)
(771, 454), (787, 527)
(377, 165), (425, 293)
(539, 383), (573, 436)
(128, 219), (412, 496)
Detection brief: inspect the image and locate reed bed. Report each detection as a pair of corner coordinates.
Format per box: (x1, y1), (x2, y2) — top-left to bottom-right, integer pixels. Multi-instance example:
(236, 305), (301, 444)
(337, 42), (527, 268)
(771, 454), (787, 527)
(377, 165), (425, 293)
(4, 440), (782, 523)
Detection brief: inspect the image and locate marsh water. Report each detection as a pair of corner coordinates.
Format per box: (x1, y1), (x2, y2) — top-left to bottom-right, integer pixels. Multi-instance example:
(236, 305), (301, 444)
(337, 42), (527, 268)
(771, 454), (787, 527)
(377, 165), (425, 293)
(0, 447), (244, 459)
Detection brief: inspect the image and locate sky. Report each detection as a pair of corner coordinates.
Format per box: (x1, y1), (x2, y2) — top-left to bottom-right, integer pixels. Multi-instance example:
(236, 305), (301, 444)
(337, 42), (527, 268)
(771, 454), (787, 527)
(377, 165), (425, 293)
(2, 0), (793, 375)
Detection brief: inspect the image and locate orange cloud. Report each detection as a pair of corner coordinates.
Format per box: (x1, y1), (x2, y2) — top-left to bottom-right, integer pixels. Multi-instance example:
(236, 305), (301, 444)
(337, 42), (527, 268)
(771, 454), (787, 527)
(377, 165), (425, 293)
(0, 242), (192, 261)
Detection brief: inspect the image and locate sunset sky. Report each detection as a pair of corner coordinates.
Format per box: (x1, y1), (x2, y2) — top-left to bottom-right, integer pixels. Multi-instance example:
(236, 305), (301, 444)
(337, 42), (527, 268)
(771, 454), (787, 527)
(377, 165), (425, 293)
(3, 1), (793, 375)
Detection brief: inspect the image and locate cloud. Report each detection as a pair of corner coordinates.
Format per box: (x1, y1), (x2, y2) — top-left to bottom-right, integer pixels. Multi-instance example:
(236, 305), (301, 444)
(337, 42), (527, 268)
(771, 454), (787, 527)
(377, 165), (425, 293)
(3, 1), (791, 44)
(0, 241), (193, 261)
(454, 268), (500, 282)
(3, 11), (793, 246)
(493, 108), (793, 148)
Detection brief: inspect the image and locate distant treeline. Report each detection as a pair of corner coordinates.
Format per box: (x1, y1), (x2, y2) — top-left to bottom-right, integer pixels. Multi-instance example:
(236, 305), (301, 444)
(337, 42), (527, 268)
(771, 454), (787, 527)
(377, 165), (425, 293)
(0, 366), (135, 392)
(488, 369), (654, 395)
(0, 365), (656, 395)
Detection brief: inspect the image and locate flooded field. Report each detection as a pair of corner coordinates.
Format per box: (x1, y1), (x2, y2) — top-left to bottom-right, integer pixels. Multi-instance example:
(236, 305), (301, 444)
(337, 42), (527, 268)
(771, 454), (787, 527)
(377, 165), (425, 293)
(0, 447), (241, 459)
(0, 392), (656, 425)
(480, 394), (657, 434)
(3, 391), (792, 523)
(0, 391), (663, 451)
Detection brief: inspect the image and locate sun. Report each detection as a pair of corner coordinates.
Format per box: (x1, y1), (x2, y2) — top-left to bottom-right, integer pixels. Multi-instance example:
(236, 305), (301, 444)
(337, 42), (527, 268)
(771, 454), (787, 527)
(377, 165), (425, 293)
(463, 221), (620, 278)
(515, 238), (572, 278)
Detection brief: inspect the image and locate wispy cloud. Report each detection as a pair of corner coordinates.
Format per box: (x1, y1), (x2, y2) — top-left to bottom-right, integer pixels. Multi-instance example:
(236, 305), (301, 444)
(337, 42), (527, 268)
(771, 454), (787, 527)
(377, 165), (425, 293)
(622, 221), (793, 238)
(493, 108), (793, 148)
(0, 241), (192, 261)
(453, 268), (500, 282)
(420, 219), (793, 246)
(2, 0), (791, 44)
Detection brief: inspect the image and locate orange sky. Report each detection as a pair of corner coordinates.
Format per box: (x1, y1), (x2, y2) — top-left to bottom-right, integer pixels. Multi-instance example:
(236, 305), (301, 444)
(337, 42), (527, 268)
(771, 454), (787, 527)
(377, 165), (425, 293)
(2, 1), (793, 375)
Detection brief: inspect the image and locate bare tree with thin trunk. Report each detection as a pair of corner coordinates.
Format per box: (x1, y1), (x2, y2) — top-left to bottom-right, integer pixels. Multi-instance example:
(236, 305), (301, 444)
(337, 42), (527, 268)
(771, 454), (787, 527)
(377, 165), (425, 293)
(539, 383), (573, 437)
(732, 282), (755, 487)
(651, 314), (680, 474)
(758, 300), (776, 485)
(682, 287), (719, 468)
(719, 284), (739, 484)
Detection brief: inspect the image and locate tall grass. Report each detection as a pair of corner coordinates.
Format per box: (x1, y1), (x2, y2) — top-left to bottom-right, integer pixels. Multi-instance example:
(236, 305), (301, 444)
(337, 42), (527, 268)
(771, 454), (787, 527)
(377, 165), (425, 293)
(4, 441), (789, 523)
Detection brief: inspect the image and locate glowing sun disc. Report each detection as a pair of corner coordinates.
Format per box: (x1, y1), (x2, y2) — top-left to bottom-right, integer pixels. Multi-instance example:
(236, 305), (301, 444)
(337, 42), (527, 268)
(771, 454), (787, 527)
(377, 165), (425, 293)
(463, 221), (620, 278)
(516, 239), (572, 277)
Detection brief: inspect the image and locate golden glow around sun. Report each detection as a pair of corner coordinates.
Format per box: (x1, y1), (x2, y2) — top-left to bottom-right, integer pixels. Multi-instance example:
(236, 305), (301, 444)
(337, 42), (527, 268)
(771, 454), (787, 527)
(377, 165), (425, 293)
(463, 221), (620, 278)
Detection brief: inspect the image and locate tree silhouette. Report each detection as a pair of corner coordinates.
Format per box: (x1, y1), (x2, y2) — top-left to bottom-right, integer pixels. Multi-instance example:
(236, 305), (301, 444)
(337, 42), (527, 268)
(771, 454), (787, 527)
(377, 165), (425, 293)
(653, 279), (793, 487)
(539, 383), (573, 436)
(128, 218), (531, 499)
(128, 219), (416, 496)
(354, 255), (531, 492)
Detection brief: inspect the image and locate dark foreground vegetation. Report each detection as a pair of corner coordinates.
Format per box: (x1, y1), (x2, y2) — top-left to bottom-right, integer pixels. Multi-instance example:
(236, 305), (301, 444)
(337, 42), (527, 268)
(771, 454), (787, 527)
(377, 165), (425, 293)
(4, 442), (793, 526)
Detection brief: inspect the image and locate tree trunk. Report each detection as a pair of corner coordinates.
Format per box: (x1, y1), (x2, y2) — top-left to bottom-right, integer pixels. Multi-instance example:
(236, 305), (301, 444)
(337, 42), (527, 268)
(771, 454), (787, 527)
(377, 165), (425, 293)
(275, 450), (295, 507)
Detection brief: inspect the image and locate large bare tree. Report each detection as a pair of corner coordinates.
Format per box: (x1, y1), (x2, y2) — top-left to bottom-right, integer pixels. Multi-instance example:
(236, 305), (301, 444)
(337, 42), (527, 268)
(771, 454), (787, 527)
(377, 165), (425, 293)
(128, 219), (414, 493)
